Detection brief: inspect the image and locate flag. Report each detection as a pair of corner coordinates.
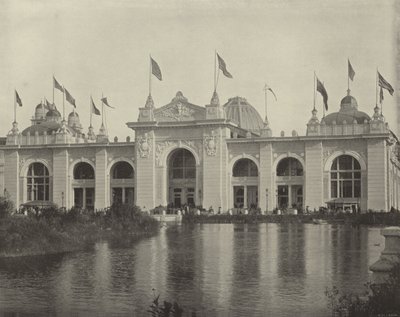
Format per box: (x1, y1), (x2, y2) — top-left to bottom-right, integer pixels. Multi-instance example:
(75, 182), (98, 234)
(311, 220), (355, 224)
(15, 90), (22, 107)
(267, 87), (277, 101)
(101, 97), (115, 108)
(53, 76), (64, 92)
(378, 71), (394, 96)
(64, 88), (76, 107)
(45, 98), (53, 110)
(217, 53), (233, 78)
(150, 57), (162, 81)
(91, 97), (101, 115)
(316, 77), (328, 111)
(379, 87), (384, 104)
(348, 59), (355, 81)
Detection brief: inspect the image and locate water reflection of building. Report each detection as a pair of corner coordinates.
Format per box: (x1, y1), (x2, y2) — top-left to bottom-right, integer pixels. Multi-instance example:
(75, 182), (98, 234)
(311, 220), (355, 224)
(1, 90), (399, 212)
(230, 224), (262, 315)
(330, 226), (370, 292)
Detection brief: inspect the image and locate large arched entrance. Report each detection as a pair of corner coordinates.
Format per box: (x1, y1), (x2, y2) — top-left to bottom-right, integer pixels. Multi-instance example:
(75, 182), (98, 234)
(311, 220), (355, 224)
(232, 158), (259, 210)
(72, 162), (95, 210)
(168, 148), (196, 208)
(276, 157), (304, 210)
(110, 161), (135, 205)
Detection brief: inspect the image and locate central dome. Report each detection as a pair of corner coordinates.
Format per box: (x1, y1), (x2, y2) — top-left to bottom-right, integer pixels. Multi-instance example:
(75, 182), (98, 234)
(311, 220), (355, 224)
(224, 97), (264, 133)
(322, 94), (370, 125)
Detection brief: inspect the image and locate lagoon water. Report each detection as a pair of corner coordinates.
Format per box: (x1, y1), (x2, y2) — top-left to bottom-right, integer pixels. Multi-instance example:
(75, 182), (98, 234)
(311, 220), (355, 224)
(0, 223), (385, 317)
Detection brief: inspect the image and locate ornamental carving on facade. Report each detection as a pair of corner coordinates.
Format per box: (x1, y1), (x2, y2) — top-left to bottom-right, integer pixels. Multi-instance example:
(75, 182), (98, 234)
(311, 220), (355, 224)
(155, 139), (200, 166)
(204, 135), (217, 156)
(155, 141), (176, 166)
(138, 133), (152, 158)
(160, 103), (195, 121)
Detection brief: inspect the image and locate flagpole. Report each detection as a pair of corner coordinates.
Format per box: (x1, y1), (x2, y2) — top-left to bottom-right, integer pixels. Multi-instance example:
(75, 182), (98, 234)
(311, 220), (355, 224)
(347, 59), (350, 94)
(52, 75), (55, 105)
(322, 81), (326, 117)
(101, 93), (104, 126)
(313, 72), (316, 110)
(62, 86), (65, 121)
(264, 84), (268, 121)
(376, 68), (378, 108)
(14, 90), (16, 123)
(149, 55), (152, 96)
(90, 96), (92, 127)
(214, 50), (217, 92)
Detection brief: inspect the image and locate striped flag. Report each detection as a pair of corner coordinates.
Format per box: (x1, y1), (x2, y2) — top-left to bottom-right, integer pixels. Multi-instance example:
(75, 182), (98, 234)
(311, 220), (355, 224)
(53, 76), (64, 92)
(151, 57), (162, 81)
(217, 53), (233, 78)
(15, 90), (22, 107)
(64, 88), (76, 107)
(379, 87), (384, 104)
(348, 59), (355, 81)
(378, 71), (394, 96)
(101, 97), (115, 109)
(91, 97), (101, 115)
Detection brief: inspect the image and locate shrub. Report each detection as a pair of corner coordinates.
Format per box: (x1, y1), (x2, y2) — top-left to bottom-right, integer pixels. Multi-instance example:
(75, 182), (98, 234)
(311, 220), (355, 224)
(0, 194), (14, 219)
(326, 263), (400, 316)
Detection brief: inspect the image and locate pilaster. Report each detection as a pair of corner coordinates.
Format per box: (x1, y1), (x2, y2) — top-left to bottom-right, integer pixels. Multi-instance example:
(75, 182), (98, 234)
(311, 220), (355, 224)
(305, 140), (323, 210)
(52, 149), (69, 209)
(135, 130), (155, 210)
(4, 150), (19, 209)
(367, 139), (388, 211)
(95, 148), (108, 210)
(259, 143), (273, 213)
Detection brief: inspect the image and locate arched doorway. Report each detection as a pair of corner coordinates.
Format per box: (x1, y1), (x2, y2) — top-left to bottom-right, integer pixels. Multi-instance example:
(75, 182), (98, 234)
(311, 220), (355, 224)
(232, 158), (259, 210)
(110, 161), (135, 205)
(276, 157), (304, 210)
(73, 162), (95, 210)
(168, 148), (196, 208)
(26, 162), (50, 202)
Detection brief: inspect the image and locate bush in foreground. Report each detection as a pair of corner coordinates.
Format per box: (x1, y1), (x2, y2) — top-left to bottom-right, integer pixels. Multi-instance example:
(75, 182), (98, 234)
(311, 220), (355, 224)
(0, 203), (159, 257)
(326, 263), (400, 316)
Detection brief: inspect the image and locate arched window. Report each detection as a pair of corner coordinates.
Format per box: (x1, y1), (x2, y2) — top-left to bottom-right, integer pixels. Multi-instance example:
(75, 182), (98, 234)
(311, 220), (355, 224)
(74, 162), (95, 179)
(276, 158), (303, 176)
(112, 161), (134, 179)
(27, 163), (50, 201)
(330, 155), (361, 198)
(169, 149), (196, 179)
(233, 159), (258, 177)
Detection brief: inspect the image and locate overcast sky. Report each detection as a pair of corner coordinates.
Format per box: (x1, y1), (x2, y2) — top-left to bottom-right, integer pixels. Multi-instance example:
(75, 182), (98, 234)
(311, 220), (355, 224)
(0, 0), (397, 139)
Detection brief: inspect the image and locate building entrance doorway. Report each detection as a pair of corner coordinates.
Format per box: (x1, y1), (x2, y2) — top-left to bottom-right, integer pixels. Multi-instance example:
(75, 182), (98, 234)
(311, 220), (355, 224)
(168, 149), (196, 208)
(277, 185), (303, 210)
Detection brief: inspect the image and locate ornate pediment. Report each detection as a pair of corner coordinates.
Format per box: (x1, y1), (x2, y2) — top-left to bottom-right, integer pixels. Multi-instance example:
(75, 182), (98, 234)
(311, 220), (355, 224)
(154, 91), (206, 122)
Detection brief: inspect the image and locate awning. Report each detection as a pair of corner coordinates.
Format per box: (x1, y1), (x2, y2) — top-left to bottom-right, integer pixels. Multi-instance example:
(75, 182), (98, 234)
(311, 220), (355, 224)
(326, 198), (360, 205)
(20, 200), (57, 208)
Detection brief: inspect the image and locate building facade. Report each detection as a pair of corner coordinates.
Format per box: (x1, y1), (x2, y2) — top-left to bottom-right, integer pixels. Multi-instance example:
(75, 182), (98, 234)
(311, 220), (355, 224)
(0, 89), (399, 213)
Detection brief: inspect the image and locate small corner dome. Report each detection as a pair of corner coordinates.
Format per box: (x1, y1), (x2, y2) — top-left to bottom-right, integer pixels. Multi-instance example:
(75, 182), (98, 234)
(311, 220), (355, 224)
(46, 108), (61, 118)
(68, 111), (81, 128)
(340, 95), (358, 110)
(224, 96), (264, 133)
(35, 102), (47, 119)
(323, 94), (370, 125)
